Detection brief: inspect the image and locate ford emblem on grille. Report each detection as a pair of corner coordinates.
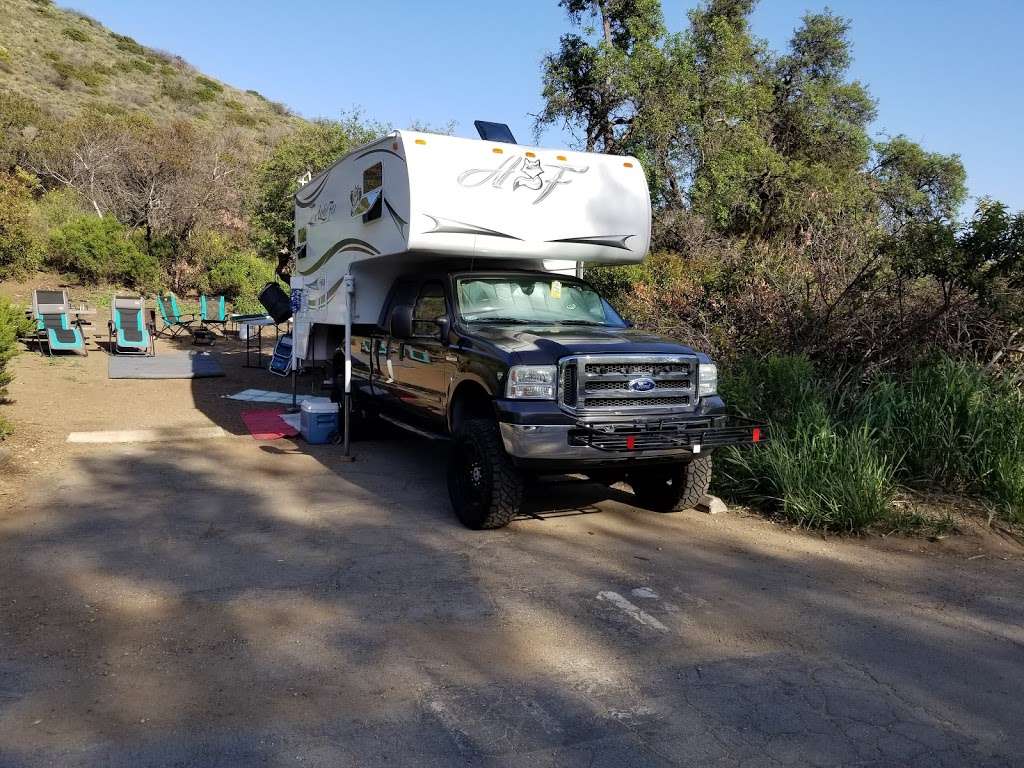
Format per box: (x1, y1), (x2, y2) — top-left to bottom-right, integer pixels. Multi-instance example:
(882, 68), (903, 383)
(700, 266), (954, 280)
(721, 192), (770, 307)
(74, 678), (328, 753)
(628, 376), (657, 392)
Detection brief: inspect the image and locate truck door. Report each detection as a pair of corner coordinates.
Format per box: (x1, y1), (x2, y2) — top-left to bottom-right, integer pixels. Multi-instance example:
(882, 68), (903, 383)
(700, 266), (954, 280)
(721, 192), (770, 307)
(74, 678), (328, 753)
(393, 281), (450, 425)
(372, 280), (418, 410)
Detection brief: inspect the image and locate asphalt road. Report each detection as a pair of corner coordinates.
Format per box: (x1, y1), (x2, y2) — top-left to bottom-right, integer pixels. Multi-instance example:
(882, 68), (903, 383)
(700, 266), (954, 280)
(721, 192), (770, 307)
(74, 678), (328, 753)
(1, 427), (1022, 767)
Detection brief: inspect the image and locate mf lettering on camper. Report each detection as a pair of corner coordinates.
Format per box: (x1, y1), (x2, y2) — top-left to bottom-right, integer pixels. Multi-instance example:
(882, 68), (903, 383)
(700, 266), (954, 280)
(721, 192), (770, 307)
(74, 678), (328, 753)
(457, 154), (589, 205)
(315, 199), (336, 223)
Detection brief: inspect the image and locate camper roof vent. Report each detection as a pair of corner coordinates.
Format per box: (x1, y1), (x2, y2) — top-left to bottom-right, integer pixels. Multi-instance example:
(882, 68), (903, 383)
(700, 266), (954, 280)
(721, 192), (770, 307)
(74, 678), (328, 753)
(474, 121), (517, 144)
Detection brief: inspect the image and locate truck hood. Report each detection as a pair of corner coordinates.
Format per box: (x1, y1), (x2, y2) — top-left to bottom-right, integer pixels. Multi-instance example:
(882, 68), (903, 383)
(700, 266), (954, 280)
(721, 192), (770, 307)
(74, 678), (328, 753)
(462, 323), (697, 362)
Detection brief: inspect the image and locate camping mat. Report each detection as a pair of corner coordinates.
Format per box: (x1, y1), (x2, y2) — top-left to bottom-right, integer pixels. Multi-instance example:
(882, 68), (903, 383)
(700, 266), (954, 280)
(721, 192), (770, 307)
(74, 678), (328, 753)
(241, 407), (299, 440)
(108, 351), (224, 379)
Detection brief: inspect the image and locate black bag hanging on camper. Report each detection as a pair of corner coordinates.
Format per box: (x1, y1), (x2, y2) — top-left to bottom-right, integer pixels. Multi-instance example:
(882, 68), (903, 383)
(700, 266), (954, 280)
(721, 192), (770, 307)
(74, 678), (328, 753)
(258, 282), (292, 324)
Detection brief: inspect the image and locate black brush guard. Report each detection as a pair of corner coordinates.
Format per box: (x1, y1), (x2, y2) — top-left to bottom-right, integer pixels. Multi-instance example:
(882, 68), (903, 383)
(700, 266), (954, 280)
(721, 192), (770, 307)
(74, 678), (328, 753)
(568, 415), (767, 453)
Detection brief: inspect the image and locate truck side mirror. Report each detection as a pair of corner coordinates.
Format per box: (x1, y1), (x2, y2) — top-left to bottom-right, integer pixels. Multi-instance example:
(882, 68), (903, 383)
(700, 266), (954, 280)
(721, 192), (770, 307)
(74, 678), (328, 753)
(435, 316), (451, 344)
(389, 304), (414, 338)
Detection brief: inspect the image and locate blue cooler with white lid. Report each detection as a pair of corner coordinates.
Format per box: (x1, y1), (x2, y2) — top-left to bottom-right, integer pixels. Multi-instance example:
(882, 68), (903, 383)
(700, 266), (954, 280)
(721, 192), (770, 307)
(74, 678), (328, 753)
(300, 398), (338, 444)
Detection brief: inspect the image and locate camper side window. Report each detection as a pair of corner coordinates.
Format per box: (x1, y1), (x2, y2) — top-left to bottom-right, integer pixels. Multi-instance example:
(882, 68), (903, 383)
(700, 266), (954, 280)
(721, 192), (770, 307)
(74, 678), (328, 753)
(362, 162), (383, 222)
(412, 282), (447, 338)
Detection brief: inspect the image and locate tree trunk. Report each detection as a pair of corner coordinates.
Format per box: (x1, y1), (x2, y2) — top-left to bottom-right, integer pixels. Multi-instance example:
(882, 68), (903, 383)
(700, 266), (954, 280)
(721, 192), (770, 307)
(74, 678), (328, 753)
(599, 0), (615, 152)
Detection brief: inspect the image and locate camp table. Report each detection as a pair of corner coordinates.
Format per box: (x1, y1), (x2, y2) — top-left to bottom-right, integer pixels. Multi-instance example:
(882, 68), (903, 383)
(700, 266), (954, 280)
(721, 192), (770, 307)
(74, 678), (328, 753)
(231, 313), (282, 368)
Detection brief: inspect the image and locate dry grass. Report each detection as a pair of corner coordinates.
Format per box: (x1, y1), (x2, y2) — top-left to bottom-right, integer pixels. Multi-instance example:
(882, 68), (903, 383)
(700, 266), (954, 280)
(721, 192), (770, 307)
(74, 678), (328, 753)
(0, 0), (300, 143)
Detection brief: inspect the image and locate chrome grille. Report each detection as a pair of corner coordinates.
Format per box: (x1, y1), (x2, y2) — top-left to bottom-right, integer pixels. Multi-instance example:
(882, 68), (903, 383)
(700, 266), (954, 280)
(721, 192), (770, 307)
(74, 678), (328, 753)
(585, 379), (690, 392)
(587, 363), (689, 376)
(558, 354), (698, 415)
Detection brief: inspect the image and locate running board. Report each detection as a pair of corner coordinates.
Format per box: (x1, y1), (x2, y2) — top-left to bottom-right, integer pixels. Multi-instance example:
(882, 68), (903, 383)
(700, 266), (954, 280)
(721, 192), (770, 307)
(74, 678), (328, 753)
(378, 413), (450, 441)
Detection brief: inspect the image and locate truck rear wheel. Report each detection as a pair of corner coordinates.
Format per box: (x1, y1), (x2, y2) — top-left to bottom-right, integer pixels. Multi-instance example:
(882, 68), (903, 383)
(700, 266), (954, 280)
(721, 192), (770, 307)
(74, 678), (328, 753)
(447, 419), (523, 529)
(627, 455), (713, 513)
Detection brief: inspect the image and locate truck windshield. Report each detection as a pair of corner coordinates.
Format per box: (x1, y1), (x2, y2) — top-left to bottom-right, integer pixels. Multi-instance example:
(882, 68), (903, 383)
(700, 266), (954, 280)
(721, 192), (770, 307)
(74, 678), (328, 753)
(456, 276), (626, 327)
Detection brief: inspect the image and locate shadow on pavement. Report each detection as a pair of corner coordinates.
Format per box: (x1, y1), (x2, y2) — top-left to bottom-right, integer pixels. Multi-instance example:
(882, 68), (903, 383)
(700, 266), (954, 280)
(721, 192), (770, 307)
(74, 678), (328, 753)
(0, 425), (1020, 767)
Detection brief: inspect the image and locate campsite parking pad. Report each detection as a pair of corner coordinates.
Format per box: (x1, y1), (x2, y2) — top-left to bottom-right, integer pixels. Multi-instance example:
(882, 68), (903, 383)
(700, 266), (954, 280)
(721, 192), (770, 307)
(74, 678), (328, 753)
(1, 336), (1023, 767)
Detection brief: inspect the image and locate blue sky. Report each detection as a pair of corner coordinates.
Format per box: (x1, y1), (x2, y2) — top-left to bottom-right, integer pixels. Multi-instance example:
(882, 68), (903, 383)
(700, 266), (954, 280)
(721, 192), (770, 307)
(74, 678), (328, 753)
(63, 0), (1022, 212)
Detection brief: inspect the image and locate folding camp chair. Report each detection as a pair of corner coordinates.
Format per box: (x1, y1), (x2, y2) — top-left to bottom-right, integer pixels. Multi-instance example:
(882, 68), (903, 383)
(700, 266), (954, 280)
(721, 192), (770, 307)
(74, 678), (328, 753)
(156, 293), (196, 338)
(200, 294), (228, 333)
(31, 288), (87, 356)
(108, 295), (155, 356)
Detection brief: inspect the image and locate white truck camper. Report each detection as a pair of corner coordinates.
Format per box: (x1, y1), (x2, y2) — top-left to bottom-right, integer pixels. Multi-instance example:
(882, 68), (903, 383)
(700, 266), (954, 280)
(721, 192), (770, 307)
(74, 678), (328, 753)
(290, 129), (651, 363)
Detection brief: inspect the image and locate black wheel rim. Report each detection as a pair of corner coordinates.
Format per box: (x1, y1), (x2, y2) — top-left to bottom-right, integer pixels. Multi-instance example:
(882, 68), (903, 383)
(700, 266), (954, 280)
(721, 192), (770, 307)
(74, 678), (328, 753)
(454, 443), (487, 512)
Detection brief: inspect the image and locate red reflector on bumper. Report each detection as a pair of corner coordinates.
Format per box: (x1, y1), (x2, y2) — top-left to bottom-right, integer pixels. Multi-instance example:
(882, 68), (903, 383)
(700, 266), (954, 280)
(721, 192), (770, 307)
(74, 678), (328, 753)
(752, 427), (762, 443)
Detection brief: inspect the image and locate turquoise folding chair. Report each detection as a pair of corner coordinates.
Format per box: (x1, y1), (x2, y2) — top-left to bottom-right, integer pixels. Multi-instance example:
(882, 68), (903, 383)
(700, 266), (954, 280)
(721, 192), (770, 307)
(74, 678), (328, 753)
(108, 295), (155, 356)
(200, 294), (228, 333)
(156, 294), (196, 338)
(31, 288), (86, 356)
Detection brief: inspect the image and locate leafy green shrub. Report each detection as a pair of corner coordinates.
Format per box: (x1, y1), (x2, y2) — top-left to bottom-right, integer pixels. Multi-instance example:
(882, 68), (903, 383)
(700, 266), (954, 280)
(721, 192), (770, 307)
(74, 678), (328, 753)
(114, 58), (155, 75)
(715, 355), (898, 532)
(862, 357), (1024, 522)
(0, 296), (33, 434)
(47, 215), (161, 289)
(0, 172), (41, 278)
(193, 76), (223, 103)
(62, 27), (90, 43)
(160, 77), (197, 105)
(67, 10), (100, 27)
(195, 75), (222, 93)
(226, 110), (259, 128)
(206, 250), (276, 314)
(44, 52), (109, 89)
(112, 33), (146, 56)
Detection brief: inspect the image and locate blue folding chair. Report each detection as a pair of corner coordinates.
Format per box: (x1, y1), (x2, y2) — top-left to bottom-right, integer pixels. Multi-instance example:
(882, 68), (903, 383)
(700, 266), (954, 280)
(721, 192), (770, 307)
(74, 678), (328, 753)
(108, 295), (155, 356)
(156, 293), (196, 338)
(31, 288), (86, 356)
(200, 294), (228, 333)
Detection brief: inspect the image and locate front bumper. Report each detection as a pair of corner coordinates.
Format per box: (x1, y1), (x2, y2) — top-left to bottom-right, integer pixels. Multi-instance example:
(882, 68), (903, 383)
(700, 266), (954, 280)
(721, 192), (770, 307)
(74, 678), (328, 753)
(499, 414), (766, 466)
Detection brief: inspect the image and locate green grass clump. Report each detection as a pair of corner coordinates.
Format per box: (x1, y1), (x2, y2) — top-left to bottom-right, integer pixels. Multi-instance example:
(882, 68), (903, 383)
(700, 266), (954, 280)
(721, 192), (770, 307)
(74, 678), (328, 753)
(862, 357), (1024, 523)
(62, 26), (90, 42)
(715, 353), (1024, 531)
(716, 355), (899, 532)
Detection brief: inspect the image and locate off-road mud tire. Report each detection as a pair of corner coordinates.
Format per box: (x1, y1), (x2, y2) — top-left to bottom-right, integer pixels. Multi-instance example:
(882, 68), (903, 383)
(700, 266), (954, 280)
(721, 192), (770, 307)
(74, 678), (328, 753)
(627, 455), (713, 513)
(447, 418), (523, 529)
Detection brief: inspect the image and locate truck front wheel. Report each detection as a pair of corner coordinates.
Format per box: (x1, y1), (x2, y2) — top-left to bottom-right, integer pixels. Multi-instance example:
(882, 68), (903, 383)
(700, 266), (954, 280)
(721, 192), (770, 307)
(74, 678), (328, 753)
(627, 455), (713, 513)
(447, 419), (524, 529)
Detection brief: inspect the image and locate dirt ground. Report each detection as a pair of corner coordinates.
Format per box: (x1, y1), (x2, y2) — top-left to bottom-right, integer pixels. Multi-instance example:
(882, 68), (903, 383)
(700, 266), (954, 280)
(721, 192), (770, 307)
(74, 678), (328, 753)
(0, 306), (1022, 766)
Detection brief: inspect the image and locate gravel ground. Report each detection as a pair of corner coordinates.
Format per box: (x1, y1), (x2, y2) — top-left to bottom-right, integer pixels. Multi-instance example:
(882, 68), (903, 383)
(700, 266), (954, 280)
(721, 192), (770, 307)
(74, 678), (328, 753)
(0, 321), (1022, 767)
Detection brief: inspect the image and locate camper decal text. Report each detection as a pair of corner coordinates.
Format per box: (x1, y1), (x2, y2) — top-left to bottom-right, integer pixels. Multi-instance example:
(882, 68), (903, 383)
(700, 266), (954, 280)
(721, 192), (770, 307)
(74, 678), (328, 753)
(457, 154), (589, 204)
(315, 200), (336, 223)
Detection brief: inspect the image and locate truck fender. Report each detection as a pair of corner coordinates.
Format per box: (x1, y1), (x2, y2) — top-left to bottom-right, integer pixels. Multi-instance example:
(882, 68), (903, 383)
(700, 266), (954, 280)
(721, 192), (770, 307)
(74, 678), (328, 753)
(447, 375), (496, 434)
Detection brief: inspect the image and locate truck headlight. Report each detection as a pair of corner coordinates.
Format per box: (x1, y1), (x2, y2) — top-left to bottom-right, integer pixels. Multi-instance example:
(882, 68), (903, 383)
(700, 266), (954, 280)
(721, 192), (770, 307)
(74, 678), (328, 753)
(506, 365), (557, 399)
(698, 362), (718, 398)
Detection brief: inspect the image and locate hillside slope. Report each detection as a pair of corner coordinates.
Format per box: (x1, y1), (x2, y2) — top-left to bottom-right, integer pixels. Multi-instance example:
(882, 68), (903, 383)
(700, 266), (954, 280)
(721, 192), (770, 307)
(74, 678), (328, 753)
(0, 0), (301, 143)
